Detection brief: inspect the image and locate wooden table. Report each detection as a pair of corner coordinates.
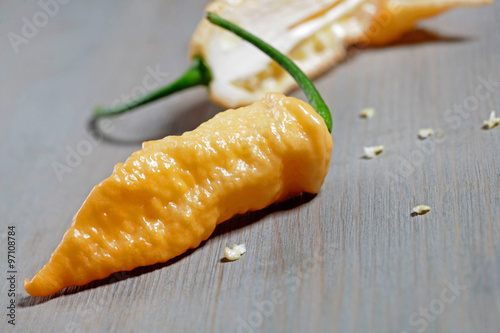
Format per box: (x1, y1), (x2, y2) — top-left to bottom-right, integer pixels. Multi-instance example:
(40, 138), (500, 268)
(1, 1), (498, 332)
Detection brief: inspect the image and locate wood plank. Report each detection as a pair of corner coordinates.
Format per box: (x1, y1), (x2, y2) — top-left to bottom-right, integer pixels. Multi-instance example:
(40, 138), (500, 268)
(0, 1), (498, 332)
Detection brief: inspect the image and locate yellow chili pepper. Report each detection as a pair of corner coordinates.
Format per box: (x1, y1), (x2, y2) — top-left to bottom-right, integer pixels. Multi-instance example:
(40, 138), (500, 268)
(25, 14), (333, 297)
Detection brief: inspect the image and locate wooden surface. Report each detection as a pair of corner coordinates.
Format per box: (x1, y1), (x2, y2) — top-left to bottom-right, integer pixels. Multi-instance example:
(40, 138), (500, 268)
(1, 1), (499, 332)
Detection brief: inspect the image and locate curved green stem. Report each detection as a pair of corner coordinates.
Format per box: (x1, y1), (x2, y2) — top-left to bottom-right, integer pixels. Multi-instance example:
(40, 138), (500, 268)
(206, 12), (332, 133)
(94, 55), (212, 117)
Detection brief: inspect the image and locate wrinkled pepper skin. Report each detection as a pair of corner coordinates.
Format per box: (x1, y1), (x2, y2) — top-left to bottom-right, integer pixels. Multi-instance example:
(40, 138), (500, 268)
(25, 93), (333, 296)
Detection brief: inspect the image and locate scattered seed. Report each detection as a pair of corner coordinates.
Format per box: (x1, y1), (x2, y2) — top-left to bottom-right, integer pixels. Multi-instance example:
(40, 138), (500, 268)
(360, 107), (375, 118)
(224, 243), (246, 261)
(364, 145), (384, 159)
(412, 205), (431, 215)
(418, 128), (434, 140)
(483, 111), (499, 129)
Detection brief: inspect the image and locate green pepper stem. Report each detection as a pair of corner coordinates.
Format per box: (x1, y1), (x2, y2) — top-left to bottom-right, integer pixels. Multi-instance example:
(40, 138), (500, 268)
(206, 12), (332, 133)
(94, 55), (212, 117)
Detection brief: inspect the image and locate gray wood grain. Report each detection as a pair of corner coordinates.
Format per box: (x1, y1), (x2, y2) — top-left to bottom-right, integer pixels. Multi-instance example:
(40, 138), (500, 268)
(1, 1), (499, 332)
